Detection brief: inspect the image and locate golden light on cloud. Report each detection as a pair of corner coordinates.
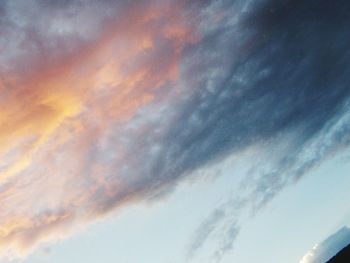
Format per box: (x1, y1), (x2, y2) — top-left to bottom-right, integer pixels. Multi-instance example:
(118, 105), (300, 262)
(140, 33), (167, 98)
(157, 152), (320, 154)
(0, 0), (199, 258)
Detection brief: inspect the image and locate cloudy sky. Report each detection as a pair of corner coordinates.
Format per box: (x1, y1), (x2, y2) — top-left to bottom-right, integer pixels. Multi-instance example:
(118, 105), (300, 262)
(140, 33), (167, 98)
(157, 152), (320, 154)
(0, 0), (350, 262)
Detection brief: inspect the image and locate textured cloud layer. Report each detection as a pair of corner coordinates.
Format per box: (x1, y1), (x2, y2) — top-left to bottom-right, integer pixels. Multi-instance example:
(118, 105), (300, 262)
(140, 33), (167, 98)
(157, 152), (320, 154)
(0, 0), (200, 257)
(0, 0), (350, 260)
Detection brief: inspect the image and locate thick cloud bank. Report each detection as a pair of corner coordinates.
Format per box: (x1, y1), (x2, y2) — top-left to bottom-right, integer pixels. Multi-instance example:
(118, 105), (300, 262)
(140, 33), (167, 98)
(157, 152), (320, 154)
(0, 0), (350, 260)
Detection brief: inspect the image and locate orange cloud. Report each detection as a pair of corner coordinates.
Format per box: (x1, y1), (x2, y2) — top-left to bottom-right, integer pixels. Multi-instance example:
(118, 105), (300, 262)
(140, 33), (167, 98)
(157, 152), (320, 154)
(0, 0), (199, 259)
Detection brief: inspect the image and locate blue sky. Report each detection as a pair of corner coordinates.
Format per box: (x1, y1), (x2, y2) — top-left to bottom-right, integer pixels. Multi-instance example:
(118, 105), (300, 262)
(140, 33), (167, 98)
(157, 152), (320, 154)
(0, 0), (350, 263)
(11, 147), (350, 263)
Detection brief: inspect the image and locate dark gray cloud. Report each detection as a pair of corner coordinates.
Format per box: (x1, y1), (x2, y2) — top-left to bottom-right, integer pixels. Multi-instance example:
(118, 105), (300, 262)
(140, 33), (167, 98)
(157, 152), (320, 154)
(101, 0), (350, 207)
(157, 0), (350, 259)
(64, 0), (350, 256)
(75, 0), (350, 259)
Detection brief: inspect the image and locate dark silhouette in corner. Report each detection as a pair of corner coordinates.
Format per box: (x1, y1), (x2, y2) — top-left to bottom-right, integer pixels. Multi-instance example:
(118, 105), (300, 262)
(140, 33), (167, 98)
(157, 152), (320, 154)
(327, 243), (350, 263)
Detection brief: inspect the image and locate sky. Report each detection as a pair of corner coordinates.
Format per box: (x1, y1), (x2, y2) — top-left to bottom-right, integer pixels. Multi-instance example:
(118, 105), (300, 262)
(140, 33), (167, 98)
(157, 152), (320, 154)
(0, 0), (350, 262)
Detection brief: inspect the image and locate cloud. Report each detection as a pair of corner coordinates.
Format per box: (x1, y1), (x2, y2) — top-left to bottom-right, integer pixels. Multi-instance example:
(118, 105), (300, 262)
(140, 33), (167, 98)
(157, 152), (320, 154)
(187, 208), (226, 259)
(0, 0), (350, 261)
(184, 0), (350, 259)
(0, 0), (200, 257)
